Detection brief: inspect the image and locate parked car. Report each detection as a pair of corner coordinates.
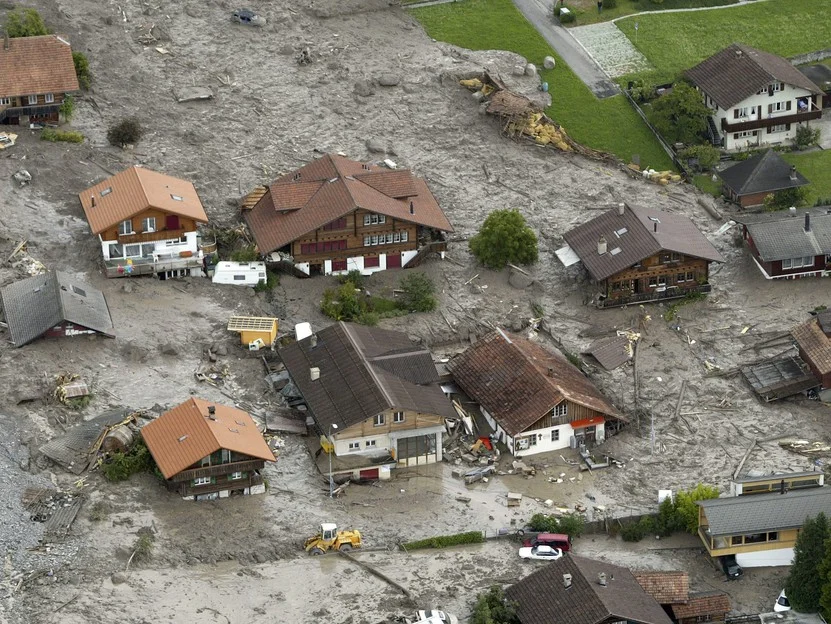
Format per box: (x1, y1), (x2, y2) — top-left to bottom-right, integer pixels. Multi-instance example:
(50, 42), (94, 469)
(774, 589), (791, 612)
(231, 9), (266, 26)
(519, 545), (564, 561)
(414, 610), (458, 624)
(521, 532), (571, 552)
(720, 554), (743, 579)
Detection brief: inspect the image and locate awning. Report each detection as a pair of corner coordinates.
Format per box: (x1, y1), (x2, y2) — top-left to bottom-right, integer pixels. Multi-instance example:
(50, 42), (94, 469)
(555, 244), (581, 267)
(570, 416), (605, 429)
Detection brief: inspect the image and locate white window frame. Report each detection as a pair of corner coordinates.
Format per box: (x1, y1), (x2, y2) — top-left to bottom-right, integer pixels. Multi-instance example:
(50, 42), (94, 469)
(373, 414), (385, 427)
(364, 214), (371, 226)
(393, 411), (405, 423)
(554, 403), (567, 418)
(783, 256), (814, 270)
(229, 471), (243, 480)
(118, 219), (133, 235)
(142, 217), (156, 233)
(551, 429), (560, 442)
(386, 233), (393, 244)
(734, 106), (749, 118)
(378, 215), (386, 224)
(109, 244), (124, 259)
(393, 232), (401, 243)
(0, 97), (10, 106)
(371, 235), (378, 246)
(401, 231), (408, 242)
(768, 124), (787, 134)
(363, 235), (371, 246)
(366, 440), (377, 447)
(770, 101), (787, 113)
(348, 441), (360, 452)
(193, 476), (210, 486)
(125, 244), (141, 257)
(45, 93), (54, 104)
(371, 214), (379, 225)
(658, 276), (667, 286)
(733, 130), (758, 139)
(221, 449), (231, 463)
(771, 82), (784, 92)
(28, 94), (38, 105)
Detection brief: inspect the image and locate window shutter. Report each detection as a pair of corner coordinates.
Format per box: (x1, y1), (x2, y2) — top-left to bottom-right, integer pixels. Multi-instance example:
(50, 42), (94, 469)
(786, 101), (792, 111)
(734, 109), (739, 119)
(767, 103), (773, 114)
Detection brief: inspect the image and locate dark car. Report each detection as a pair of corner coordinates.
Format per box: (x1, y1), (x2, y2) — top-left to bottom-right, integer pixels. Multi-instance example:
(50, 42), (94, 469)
(721, 555), (743, 579)
(521, 532), (571, 552)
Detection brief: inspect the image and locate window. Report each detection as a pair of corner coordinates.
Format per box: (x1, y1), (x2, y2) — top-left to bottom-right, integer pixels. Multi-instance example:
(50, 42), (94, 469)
(170, 194), (183, 201)
(733, 106), (749, 119)
(371, 235), (378, 246)
(364, 256), (380, 268)
(768, 532), (779, 542)
(783, 256), (814, 269)
(730, 535), (742, 545)
(193, 476), (211, 486)
(386, 233), (393, 244)
(372, 214), (379, 225)
(323, 217), (347, 231)
(393, 232), (401, 243)
(142, 217), (156, 232)
(733, 130), (758, 139)
(393, 411), (405, 423)
(229, 472), (243, 480)
(332, 259), (347, 271)
(658, 276), (667, 286)
(768, 101), (791, 114)
(0, 97), (10, 105)
(28, 94), (38, 105)
(771, 82), (784, 92)
(366, 439), (377, 448)
(363, 236), (371, 246)
(768, 124), (790, 134)
(45, 93), (54, 103)
(221, 449), (231, 463)
(373, 414), (385, 426)
(364, 214), (371, 226)
(141, 243), (156, 257)
(109, 244), (124, 259)
(348, 441), (360, 451)
(378, 215), (386, 224)
(100, 187), (113, 197)
(401, 231), (409, 242)
(551, 429), (560, 442)
(118, 219), (133, 235)
(686, 271), (695, 281)
(554, 403), (567, 417)
(125, 244), (141, 257)
(233, 275), (246, 281)
(677, 273), (686, 283)
(648, 277), (657, 287)
(744, 533), (766, 544)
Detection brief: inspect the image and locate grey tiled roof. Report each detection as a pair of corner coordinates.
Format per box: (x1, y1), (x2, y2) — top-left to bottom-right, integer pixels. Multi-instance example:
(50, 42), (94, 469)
(738, 207), (831, 262)
(0, 271), (114, 347)
(278, 321), (455, 430)
(698, 487), (831, 536)
(686, 43), (823, 110)
(506, 555), (673, 624)
(562, 203), (723, 281)
(718, 150), (809, 197)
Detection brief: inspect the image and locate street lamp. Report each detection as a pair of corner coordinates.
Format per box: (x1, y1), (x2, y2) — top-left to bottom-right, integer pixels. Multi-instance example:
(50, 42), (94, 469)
(328, 423), (338, 499)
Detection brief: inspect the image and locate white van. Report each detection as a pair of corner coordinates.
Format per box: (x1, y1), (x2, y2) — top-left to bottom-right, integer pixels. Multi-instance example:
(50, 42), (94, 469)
(211, 261), (266, 287)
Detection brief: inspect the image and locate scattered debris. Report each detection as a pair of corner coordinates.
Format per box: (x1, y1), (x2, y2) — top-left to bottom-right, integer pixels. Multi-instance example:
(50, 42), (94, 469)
(174, 86), (214, 103)
(13, 169), (32, 186)
(53, 374), (90, 406)
(780, 439), (831, 456)
(39, 409), (135, 474)
(0, 132), (18, 150)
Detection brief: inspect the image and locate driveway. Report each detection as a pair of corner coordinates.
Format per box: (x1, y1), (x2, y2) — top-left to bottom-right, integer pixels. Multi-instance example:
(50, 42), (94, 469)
(511, 0), (619, 98)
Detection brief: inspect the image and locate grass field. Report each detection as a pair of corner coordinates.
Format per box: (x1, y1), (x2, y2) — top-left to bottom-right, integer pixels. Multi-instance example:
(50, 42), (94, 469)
(410, 0), (673, 169)
(563, 0), (738, 27)
(617, 0), (831, 84)
(782, 150), (831, 208)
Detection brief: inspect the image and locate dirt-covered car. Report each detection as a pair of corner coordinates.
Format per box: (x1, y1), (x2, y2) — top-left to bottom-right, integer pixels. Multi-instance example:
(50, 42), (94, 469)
(231, 9), (266, 27)
(519, 545), (564, 561)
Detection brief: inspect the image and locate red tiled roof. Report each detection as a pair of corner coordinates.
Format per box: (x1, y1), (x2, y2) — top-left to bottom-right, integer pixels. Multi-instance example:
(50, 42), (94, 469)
(446, 330), (624, 437)
(671, 592), (730, 620)
(793, 315), (831, 377)
(0, 35), (79, 98)
(78, 166), (208, 234)
(633, 571), (689, 605)
(141, 398), (275, 480)
(243, 154), (453, 254)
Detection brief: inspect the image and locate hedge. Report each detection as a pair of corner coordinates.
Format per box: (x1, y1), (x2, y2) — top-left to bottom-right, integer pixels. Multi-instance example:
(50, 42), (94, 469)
(402, 531), (485, 550)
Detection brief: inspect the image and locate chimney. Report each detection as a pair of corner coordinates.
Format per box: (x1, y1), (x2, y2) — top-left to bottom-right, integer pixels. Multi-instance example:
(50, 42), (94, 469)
(653, 222), (658, 233)
(548, 366), (555, 378)
(563, 573), (573, 589)
(91, 196), (96, 207)
(597, 572), (607, 587)
(597, 236), (607, 255)
(207, 405), (216, 420)
(310, 333), (318, 348)
(293, 172), (301, 181)
(780, 479), (786, 495)
(790, 166), (798, 182)
(618, 203), (625, 216)
(805, 213), (811, 232)
(409, 201), (415, 215)
(310, 367), (320, 381)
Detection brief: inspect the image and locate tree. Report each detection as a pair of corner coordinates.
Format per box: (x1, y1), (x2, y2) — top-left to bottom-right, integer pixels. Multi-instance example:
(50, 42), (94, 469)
(786, 512), (829, 612)
(795, 125), (821, 150)
(73, 51), (92, 90)
(678, 144), (720, 172)
(674, 483), (719, 534)
(819, 535), (831, 620)
(4, 8), (49, 37)
(398, 272), (436, 312)
(469, 209), (538, 270)
(471, 586), (521, 624)
(763, 186), (809, 212)
(59, 95), (75, 122)
(107, 117), (144, 147)
(648, 82), (711, 145)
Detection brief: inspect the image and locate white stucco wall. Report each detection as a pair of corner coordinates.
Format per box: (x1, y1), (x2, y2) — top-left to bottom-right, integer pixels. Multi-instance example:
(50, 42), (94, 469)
(100, 231), (199, 261)
(735, 547), (794, 568)
(401, 249), (419, 267)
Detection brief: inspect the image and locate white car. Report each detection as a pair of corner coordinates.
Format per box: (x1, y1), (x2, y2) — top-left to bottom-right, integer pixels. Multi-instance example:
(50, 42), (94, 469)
(519, 545), (564, 560)
(413, 611), (459, 624)
(774, 589), (791, 612)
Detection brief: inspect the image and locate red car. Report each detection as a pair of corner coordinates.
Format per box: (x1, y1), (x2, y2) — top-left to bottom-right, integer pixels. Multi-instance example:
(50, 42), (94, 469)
(521, 532), (571, 552)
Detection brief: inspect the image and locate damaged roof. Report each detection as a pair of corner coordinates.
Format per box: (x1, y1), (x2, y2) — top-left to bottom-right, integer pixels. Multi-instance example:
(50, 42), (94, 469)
(0, 34), (79, 98)
(671, 592), (730, 621)
(633, 571), (689, 605)
(685, 43), (823, 110)
(506, 555), (674, 624)
(78, 166), (208, 234)
(243, 153), (453, 254)
(718, 150), (809, 197)
(562, 203), (723, 282)
(736, 207), (831, 262)
(278, 321), (456, 430)
(0, 271), (115, 347)
(793, 313), (831, 377)
(141, 398), (275, 480)
(446, 329), (624, 437)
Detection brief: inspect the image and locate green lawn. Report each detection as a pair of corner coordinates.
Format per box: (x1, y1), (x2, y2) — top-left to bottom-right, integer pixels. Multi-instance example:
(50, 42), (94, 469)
(692, 173), (721, 197)
(565, 0), (738, 27)
(617, 0), (831, 84)
(782, 150), (831, 207)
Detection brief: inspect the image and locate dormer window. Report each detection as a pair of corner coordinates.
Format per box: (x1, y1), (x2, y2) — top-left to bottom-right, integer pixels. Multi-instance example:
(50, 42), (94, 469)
(170, 194), (183, 201)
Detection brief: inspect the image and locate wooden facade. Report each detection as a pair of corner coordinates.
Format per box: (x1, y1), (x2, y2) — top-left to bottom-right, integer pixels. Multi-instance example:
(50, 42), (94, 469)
(523, 400), (601, 433)
(335, 408), (443, 440)
(697, 508), (799, 558)
(289, 208), (419, 269)
(601, 253), (711, 308)
(100, 208), (199, 245)
(0, 92), (67, 125)
(164, 453), (266, 498)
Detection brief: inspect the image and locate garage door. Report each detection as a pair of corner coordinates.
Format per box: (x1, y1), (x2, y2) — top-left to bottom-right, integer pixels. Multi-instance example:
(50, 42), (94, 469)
(386, 253), (401, 268)
(360, 468), (379, 480)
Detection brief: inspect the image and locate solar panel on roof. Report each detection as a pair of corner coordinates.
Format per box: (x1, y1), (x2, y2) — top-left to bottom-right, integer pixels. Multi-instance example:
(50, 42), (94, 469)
(227, 316), (277, 332)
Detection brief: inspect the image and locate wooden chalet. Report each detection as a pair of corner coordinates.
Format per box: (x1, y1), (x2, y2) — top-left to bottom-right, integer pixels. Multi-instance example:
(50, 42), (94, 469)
(242, 154), (453, 277)
(141, 398), (275, 501)
(718, 150), (809, 209)
(558, 202), (724, 308)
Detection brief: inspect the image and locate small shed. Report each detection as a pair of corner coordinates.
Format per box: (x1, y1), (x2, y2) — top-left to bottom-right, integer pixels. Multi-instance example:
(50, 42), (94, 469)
(227, 316), (278, 347)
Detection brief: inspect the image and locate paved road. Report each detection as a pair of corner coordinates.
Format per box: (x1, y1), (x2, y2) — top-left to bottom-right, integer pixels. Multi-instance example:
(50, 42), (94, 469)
(511, 0), (619, 98)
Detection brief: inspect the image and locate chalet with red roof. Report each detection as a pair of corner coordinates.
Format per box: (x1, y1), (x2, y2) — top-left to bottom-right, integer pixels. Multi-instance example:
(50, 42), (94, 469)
(242, 154), (453, 276)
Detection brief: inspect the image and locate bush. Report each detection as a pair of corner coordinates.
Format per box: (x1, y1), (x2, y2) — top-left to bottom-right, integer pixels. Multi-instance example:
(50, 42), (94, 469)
(469, 209), (539, 270)
(763, 186), (809, 212)
(621, 517), (653, 542)
(528, 512), (585, 537)
(675, 483), (719, 534)
(795, 125), (821, 150)
(72, 51), (92, 90)
(107, 117), (144, 147)
(254, 269), (279, 292)
(402, 531), (484, 551)
(602, 0), (617, 7)
(398, 272), (437, 312)
(629, 79), (655, 103)
(5, 8), (49, 37)
(471, 586), (521, 624)
(230, 246), (259, 262)
(678, 144), (720, 172)
(321, 281), (363, 321)
(648, 81), (710, 145)
(131, 530), (155, 564)
(337, 269), (365, 289)
(557, 8), (576, 23)
(59, 95), (75, 122)
(101, 438), (156, 482)
(40, 128), (84, 143)
(357, 311), (380, 326)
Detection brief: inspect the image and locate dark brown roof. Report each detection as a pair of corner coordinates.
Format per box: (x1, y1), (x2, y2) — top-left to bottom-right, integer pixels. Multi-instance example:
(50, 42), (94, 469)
(446, 330), (624, 437)
(506, 555), (674, 624)
(793, 316), (831, 377)
(562, 203), (724, 282)
(671, 591), (730, 620)
(686, 43), (823, 110)
(582, 334), (633, 371)
(718, 150), (809, 197)
(633, 571), (689, 605)
(0, 35), (79, 98)
(278, 322), (455, 430)
(243, 154), (453, 254)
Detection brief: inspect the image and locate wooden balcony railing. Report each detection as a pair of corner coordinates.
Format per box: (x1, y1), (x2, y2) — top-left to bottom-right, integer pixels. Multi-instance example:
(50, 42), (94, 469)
(171, 459), (266, 482)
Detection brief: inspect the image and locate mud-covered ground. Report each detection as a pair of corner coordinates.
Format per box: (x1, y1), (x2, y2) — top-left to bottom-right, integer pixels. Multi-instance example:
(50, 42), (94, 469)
(1, 0), (828, 622)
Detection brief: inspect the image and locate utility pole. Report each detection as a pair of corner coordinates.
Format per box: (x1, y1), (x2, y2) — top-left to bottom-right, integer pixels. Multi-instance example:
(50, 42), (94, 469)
(328, 423), (338, 498)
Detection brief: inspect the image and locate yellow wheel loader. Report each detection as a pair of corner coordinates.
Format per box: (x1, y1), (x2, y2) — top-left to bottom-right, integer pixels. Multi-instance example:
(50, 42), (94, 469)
(304, 523), (362, 555)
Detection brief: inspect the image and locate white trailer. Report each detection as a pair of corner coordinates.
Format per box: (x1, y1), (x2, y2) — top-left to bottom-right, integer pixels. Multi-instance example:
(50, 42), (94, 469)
(211, 261), (266, 287)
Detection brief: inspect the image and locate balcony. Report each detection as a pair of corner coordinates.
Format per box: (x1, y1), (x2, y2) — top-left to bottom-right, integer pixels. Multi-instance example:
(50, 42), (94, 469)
(721, 109), (821, 133)
(171, 459), (267, 482)
(0, 103), (61, 122)
(598, 283), (711, 309)
(167, 471), (264, 497)
(119, 228), (187, 244)
(103, 252), (202, 277)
